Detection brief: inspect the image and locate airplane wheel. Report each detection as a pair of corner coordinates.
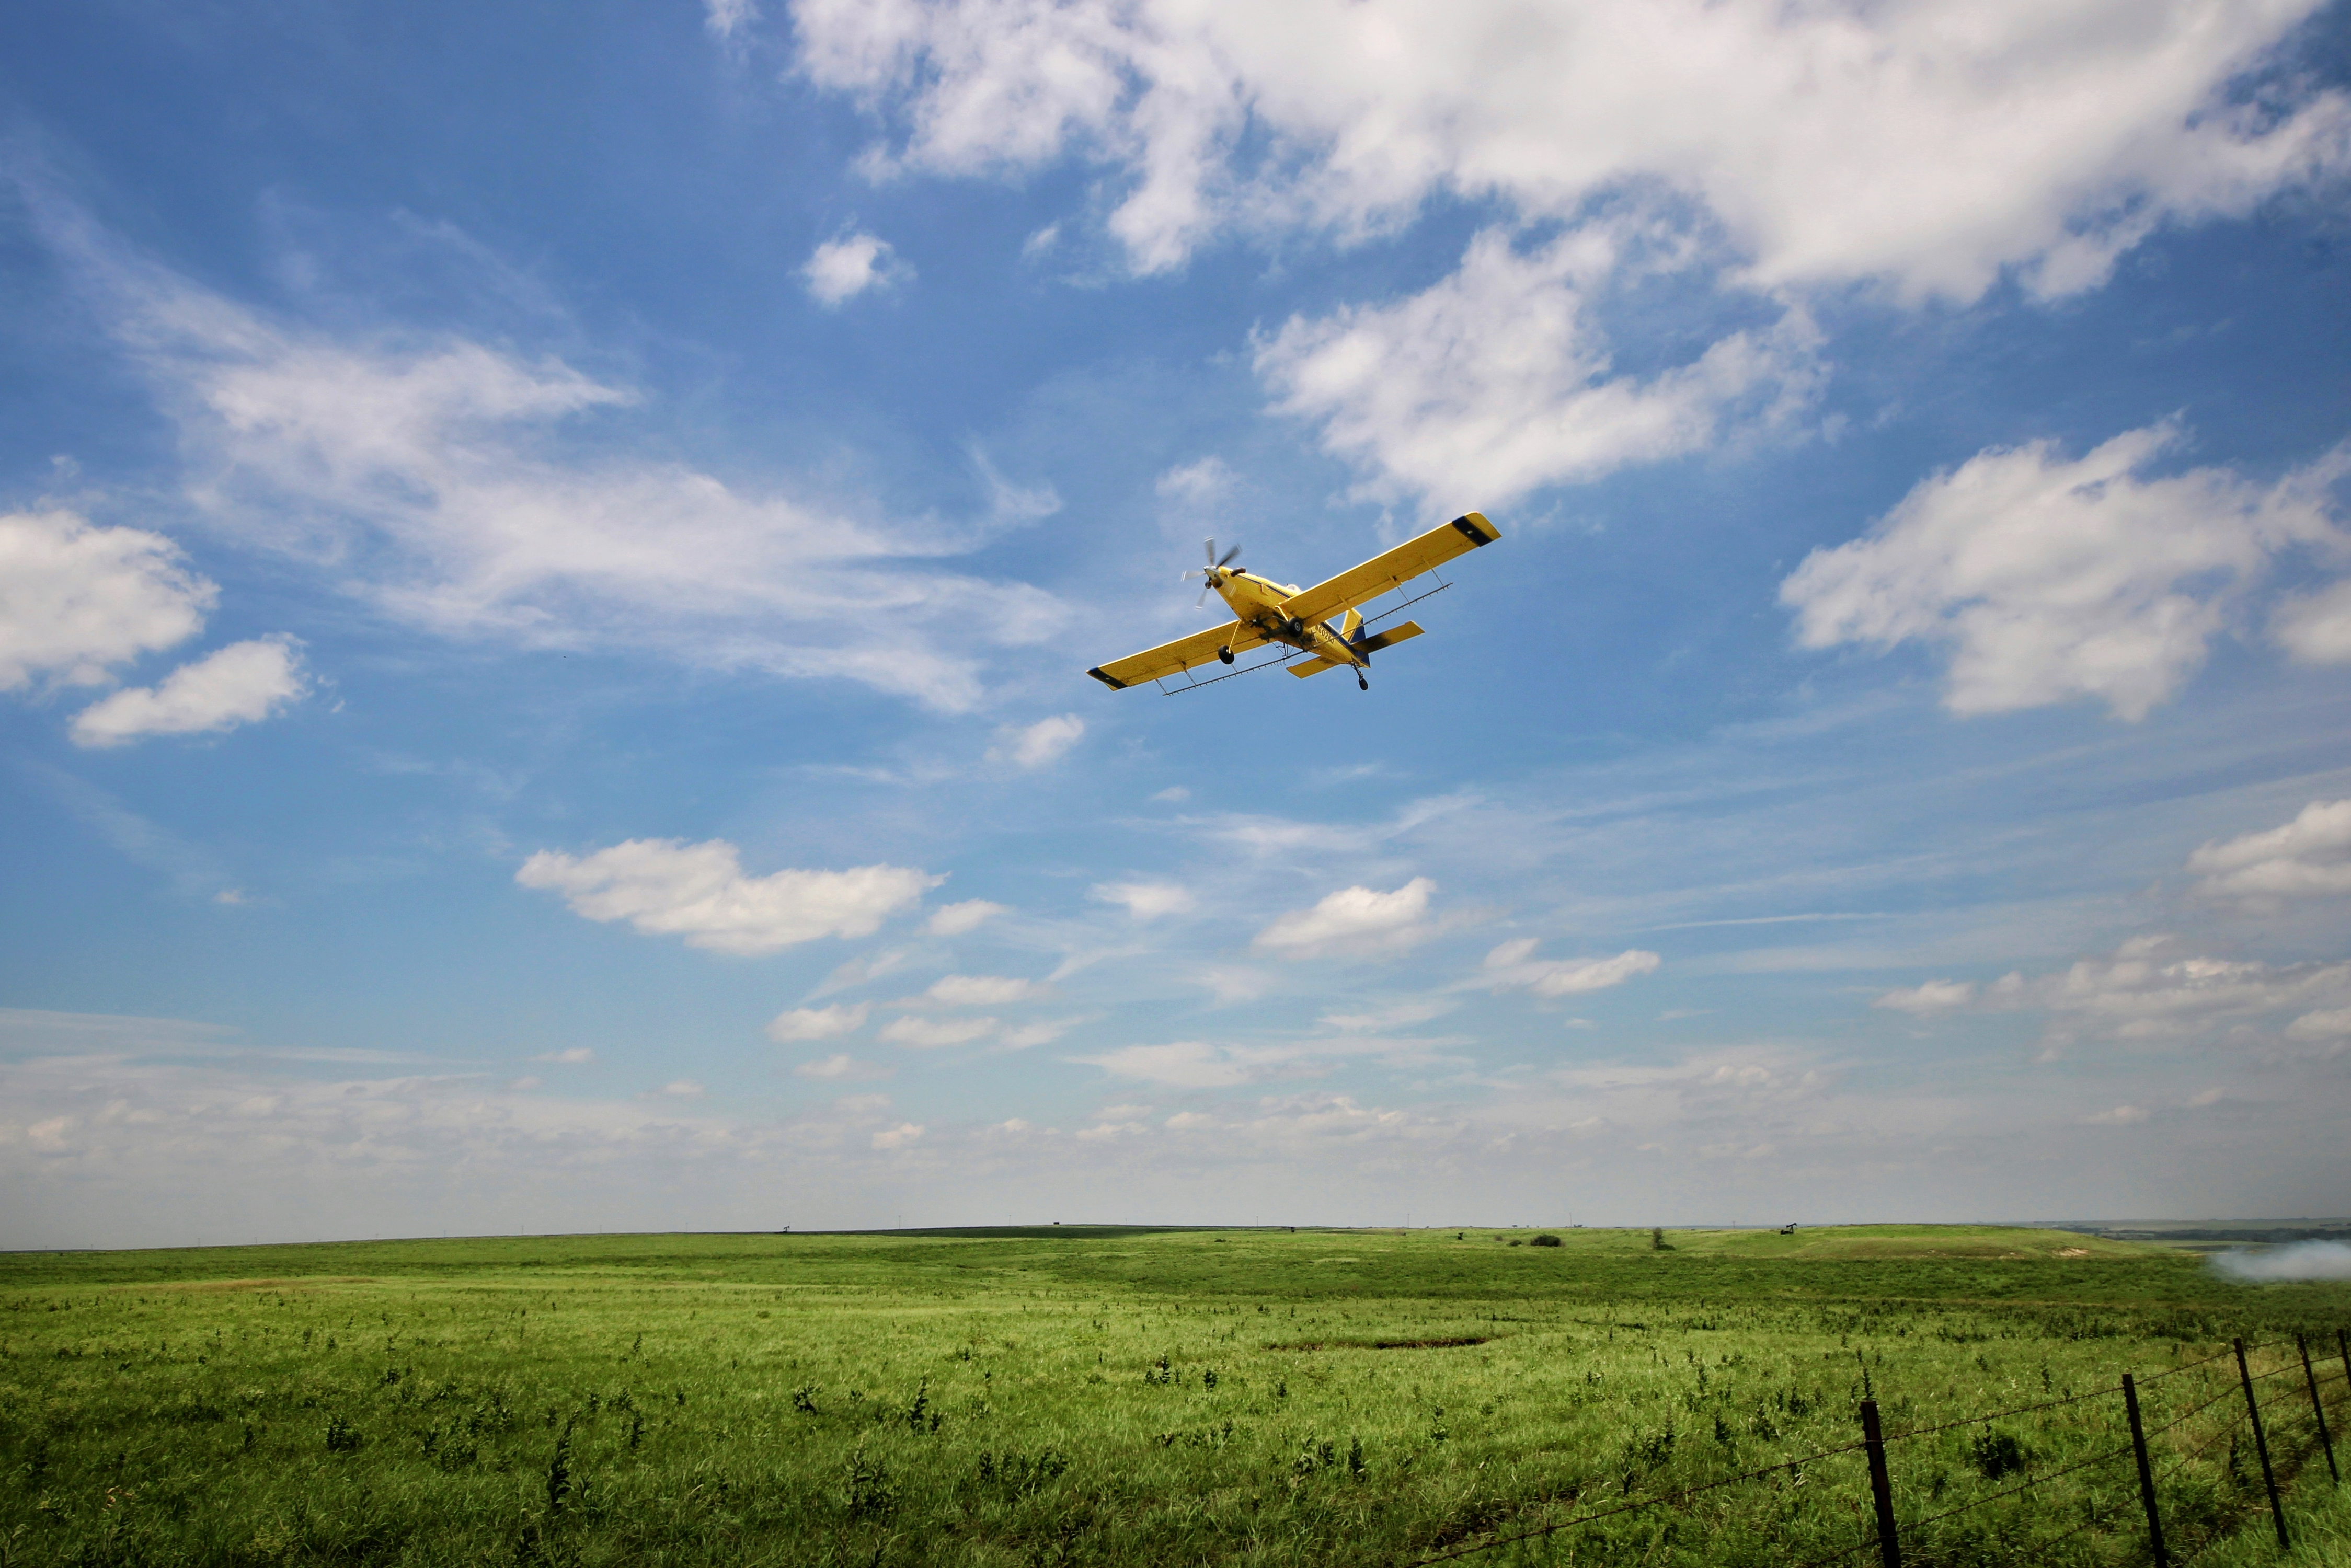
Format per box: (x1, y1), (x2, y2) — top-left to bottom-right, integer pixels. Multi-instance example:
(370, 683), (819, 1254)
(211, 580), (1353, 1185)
(1357, 675), (1368, 691)
(1218, 649), (1234, 665)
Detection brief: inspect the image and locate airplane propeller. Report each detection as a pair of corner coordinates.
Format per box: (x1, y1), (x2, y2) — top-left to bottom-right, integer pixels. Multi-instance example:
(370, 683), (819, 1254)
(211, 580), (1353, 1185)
(1183, 538), (1243, 606)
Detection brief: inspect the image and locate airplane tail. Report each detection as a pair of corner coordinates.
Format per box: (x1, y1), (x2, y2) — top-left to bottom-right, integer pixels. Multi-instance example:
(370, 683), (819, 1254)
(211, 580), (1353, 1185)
(1356, 620), (1424, 655)
(1290, 619), (1427, 677)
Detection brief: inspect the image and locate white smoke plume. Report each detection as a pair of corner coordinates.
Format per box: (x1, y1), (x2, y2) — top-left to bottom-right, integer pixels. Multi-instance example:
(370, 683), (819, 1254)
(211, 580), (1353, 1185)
(2210, 1241), (2351, 1282)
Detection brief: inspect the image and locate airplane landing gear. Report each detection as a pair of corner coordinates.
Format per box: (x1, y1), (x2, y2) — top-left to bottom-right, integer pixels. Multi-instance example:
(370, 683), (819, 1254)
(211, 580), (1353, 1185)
(1357, 672), (1369, 691)
(1218, 648), (1235, 665)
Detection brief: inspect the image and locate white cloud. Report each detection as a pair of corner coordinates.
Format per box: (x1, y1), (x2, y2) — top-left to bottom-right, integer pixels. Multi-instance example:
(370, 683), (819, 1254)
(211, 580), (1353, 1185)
(810, 947), (911, 997)
(1898, 936), (2351, 1043)
(68, 635), (308, 747)
(706, 0), (757, 40)
(999, 1017), (1083, 1048)
(1154, 456), (1235, 504)
(2272, 579), (2351, 664)
(656, 1080), (705, 1098)
(803, 231), (911, 306)
(871, 1121), (925, 1149)
(1482, 938), (1662, 998)
(1091, 880), (1195, 920)
(1255, 877), (1437, 959)
(1874, 979), (1978, 1015)
(1076, 1041), (1261, 1089)
(990, 713), (1085, 768)
(878, 1014), (999, 1048)
(1781, 425), (2344, 720)
(0, 509), (212, 692)
(795, 1053), (893, 1080)
(912, 974), (1042, 1007)
(927, 899), (1007, 935)
(2285, 1007), (2351, 1039)
(798, 4), (2347, 505)
(531, 1047), (598, 1065)
(1195, 966), (1272, 1006)
(796, 1), (2350, 300)
(41, 212), (1065, 714)
(1073, 1028), (1461, 1088)
(766, 1002), (869, 1042)
(1257, 225), (1821, 505)
(1151, 786), (1190, 803)
(516, 838), (939, 954)
(2187, 800), (2351, 902)
(1318, 998), (1453, 1032)
(2082, 1104), (2150, 1125)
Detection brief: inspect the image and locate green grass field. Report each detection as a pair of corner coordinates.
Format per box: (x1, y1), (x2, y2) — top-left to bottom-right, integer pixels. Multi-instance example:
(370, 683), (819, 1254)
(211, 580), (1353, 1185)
(4, 1225), (2347, 1566)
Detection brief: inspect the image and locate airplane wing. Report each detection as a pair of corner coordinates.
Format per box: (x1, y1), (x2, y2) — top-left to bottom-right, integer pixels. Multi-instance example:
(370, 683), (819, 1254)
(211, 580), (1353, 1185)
(1277, 512), (1500, 628)
(1087, 620), (1269, 690)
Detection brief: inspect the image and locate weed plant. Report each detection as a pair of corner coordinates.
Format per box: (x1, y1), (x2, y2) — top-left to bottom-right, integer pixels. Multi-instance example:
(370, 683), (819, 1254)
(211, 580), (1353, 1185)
(2, 1224), (2346, 1565)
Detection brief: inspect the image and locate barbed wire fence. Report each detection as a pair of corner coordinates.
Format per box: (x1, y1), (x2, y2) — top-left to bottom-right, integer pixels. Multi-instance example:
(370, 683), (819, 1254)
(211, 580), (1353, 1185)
(1407, 1328), (2348, 1566)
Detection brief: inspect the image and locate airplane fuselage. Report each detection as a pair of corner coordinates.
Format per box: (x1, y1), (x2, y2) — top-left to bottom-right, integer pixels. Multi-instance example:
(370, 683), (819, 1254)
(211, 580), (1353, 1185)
(1210, 570), (1363, 668)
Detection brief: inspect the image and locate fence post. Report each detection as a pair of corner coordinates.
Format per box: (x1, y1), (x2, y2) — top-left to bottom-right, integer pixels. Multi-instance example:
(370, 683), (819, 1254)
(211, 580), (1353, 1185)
(2304, 1335), (2340, 1485)
(2236, 1338), (2290, 1551)
(2122, 1373), (2170, 1568)
(1859, 1398), (1902, 1568)
(2340, 1329), (2351, 1437)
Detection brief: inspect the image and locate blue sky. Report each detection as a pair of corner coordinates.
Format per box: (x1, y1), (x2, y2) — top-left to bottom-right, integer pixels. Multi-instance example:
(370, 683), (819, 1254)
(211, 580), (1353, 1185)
(5, 0), (2351, 1246)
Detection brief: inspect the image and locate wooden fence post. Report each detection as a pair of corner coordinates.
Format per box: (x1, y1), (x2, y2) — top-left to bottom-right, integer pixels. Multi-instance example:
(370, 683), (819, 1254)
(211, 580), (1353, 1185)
(2340, 1328), (2351, 1434)
(2121, 1373), (2169, 1568)
(1859, 1398), (1902, 1568)
(2302, 1335), (2340, 1486)
(2236, 1338), (2289, 1550)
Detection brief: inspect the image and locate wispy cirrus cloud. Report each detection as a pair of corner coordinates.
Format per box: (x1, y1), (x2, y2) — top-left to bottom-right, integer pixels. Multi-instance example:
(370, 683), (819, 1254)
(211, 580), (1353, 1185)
(25, 194), (1069, 712)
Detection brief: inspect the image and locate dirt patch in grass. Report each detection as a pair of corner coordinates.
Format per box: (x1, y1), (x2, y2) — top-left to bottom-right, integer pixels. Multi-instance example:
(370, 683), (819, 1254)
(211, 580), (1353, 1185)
(1266, 1336), (1492, 1351)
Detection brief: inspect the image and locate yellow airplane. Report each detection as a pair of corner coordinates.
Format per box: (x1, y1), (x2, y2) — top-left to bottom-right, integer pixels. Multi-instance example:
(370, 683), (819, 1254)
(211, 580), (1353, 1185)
(1087, 512), (1501, 693)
